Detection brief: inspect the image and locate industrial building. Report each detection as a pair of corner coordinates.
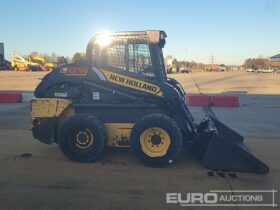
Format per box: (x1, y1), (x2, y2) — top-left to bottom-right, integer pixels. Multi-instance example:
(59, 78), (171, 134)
(0, 43), (4, 64)
(270, 53), (280, 69)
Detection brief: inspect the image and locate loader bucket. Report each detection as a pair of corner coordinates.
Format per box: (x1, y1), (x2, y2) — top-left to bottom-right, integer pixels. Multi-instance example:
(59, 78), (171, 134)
(195, 116), (269, 174)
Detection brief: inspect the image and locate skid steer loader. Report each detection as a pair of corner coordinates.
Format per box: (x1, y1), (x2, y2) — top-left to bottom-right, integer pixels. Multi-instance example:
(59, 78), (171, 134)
(31, 30), (269, 173)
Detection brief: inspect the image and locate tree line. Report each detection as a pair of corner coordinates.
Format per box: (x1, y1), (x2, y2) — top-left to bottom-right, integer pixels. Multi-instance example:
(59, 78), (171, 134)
(242, 57), (270, 69)
(27, 52), (271, 70)
(26, 52), (86, 66)
(171, 59), (207, 71)
(170, 57), (271, 71)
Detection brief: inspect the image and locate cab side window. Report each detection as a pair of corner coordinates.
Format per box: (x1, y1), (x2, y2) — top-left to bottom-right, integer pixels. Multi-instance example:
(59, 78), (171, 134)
(104, 43), (155, 77)
(105, 44), (126, 70)
(128, 44), (154, 77)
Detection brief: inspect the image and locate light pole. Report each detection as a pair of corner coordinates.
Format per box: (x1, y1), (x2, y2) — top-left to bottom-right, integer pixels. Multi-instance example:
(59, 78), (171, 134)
(184, 47), (187, 69)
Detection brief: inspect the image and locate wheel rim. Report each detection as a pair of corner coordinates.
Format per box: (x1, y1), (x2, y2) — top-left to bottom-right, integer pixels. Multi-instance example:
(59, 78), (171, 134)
(74, 128), (94, 149)
(140, 127), (171, 157)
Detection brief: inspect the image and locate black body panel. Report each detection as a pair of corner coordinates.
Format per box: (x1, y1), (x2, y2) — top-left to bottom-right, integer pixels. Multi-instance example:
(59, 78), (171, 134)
(34, 62), (192, 138)
(32, 118), (56, 144)
(73, 103), (165, 123)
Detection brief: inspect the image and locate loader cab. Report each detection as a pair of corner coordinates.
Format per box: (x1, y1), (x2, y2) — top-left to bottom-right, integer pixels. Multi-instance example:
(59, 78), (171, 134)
(86, 30), (167, 82)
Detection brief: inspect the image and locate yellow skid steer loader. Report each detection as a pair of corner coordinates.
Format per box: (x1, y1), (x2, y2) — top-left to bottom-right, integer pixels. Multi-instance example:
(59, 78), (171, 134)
(31, 31), (268, 173)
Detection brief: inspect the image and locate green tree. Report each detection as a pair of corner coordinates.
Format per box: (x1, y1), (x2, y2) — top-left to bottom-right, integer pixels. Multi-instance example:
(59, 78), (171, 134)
(72, 52), (86, 63)
(57, 56), (68, 66)
(243, 58), (270, 69)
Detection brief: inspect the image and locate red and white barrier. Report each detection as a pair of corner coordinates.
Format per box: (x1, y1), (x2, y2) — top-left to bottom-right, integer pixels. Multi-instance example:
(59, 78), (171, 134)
(211, 96), (239, 107)
(186, 95), (239, 107)
(186, 95), (211, 107)
(0, 92), (22, 103)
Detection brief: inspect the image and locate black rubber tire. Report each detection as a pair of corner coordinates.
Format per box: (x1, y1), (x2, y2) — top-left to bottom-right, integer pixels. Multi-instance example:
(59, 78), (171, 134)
(58, 114), (106, 162)
(130, 113), (183, 167)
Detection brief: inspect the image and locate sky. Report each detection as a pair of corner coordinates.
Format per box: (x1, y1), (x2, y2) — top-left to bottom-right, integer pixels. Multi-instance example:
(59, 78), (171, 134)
(1, 0), (279, 65)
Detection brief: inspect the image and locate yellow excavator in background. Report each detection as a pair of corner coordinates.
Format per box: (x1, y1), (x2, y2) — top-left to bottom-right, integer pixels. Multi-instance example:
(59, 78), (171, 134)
(11, 52), (40, 71)
(28, 55), (56, 71)
(11, 52), (56, 71)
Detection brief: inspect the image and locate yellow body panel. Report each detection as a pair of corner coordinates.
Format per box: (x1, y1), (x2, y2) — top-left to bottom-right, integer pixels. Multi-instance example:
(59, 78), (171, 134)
(28, 55), (56, 71)
(46, 62), (56, 68)
(31, 98), (133, 147)
(12, 62), (29, 71)
(101, 69), (163, 96)
(31, 98), (72, 118)
(172, 67), (177, 73)
(105, 123), (134, 147)
(29, 55), (45, 63)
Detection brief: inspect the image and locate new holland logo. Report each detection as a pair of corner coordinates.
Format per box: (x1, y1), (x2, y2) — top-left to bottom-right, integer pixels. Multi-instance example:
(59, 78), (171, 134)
(101, 69), (163, 96)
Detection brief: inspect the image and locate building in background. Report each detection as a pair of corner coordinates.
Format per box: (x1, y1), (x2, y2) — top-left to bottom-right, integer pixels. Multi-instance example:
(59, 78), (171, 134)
(0, 43), (4, 64)
(270, 54), (280, 69)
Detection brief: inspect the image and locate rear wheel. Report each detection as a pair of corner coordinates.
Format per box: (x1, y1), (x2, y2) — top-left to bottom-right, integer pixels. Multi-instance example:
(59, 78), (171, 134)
(130, 114), (183, 167)
(58, 114), (106, 162)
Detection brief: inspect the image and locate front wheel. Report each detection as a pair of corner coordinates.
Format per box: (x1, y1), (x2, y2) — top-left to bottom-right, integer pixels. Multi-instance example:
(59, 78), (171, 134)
(58, 114), (106, 162)
(130, 114), (183, 167)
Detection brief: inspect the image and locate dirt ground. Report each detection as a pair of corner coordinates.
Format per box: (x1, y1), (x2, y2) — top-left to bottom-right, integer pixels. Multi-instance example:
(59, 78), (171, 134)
(0, 71), (279, 209)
